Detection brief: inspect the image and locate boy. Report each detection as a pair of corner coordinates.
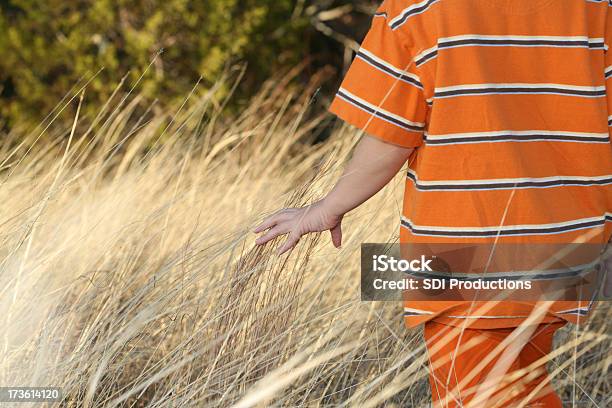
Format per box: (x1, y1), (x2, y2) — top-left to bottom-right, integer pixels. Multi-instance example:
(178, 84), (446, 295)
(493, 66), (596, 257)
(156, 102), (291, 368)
(255, 0), (612, 406)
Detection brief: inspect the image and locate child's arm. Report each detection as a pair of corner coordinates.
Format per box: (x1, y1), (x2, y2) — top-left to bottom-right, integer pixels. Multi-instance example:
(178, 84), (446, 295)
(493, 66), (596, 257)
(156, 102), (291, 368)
(254, 135), (414, 255)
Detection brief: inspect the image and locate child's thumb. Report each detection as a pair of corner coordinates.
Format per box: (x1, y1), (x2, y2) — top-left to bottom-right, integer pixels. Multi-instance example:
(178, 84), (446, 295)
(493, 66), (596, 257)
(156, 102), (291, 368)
(330, 224), (342, 249)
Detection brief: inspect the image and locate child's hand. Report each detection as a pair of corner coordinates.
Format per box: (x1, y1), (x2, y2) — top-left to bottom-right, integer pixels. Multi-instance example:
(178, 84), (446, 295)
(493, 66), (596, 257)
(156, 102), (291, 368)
(252, 135), (413, 256)
(253, 200), (343, 255)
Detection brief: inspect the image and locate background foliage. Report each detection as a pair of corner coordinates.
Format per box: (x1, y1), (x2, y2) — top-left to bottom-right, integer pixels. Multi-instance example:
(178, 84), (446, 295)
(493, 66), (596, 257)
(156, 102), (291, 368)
(0, 0), (377, 128)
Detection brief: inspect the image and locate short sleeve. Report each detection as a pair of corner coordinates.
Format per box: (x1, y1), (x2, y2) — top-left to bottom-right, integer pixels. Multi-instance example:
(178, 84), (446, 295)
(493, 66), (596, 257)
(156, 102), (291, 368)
(328, 1), (429, 148)
(606, 6), (612, 135)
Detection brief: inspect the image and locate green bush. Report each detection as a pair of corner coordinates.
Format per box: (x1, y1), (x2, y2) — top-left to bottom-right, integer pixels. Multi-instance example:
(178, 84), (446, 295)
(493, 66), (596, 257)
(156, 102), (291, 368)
(0, 0), (329, 127)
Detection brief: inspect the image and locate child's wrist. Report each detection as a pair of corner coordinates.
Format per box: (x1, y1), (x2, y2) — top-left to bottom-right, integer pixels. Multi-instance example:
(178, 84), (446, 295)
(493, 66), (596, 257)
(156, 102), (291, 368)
(318, 196), (345, 220)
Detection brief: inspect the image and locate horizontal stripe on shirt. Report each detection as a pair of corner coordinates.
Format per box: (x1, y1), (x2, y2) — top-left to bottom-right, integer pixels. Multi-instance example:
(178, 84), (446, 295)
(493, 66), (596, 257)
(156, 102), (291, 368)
(390, 0), (440, 30)
(555, 307), (591, 316)
(586, 0), (612, 6)
(445, 314), (530, 319)
(404, 308), (530, 319)
(404, 260), (599, 281)
(400, 213), (612, 238)
(356, 48), (423, 89)
(438, 34), (606, 49)
(415, 45), (438, 66)
(416, 35), (605, 66)
(406, 170), (612, 191)
(403, 307), (434, 316)
(404, 309), (592, 318)
(404, 300), (594, 318)
(335, 88), (426, 132)
(424, 130), (610, 145)
(434, 83), (606, 99)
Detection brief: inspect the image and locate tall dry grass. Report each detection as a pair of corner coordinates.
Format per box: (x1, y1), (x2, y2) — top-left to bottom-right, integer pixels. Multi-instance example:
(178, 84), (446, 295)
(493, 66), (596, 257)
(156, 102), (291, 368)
(0, 66), (609, 407)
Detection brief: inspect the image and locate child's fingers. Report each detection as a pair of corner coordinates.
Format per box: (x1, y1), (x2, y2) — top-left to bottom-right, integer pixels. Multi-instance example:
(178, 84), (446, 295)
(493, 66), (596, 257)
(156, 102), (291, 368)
(253, 219), (275, 233)
(277, 232), (301, 255)
(255, 224), (289, 245)
(253, 209), (295, 233)
(253, 213), (282, 233)
(330, 223), (342, 248)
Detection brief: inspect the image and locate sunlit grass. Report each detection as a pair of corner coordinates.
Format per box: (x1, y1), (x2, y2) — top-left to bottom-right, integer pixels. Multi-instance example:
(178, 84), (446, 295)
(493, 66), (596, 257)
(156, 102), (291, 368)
(0, 67), (609, 407)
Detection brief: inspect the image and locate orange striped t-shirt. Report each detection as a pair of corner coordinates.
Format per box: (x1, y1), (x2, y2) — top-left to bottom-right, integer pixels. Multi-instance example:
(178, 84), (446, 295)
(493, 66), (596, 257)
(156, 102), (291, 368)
(328, 0), (612, 328)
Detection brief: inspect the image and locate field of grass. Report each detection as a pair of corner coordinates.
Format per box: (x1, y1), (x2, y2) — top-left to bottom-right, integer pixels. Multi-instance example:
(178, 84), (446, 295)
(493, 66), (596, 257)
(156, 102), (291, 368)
(0, 68), (609, 407)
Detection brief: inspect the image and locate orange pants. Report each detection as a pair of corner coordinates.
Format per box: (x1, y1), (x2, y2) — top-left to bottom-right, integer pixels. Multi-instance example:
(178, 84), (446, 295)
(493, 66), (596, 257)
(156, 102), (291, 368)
(424, 321), (566, 407)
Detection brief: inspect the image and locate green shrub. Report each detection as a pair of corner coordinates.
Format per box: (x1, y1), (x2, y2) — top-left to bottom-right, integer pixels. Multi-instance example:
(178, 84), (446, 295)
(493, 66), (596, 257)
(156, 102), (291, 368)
(0, 0), (326, 127)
